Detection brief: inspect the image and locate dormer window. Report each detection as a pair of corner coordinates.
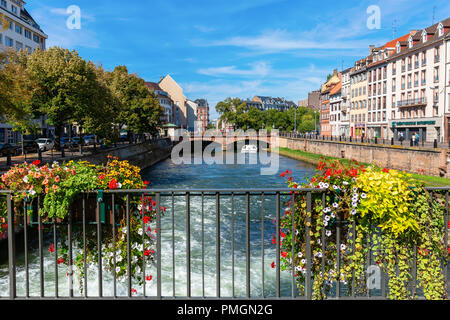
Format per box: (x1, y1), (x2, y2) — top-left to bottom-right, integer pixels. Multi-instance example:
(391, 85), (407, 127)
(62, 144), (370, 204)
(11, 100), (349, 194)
(408, 36), (413, 48)
(396, 42), (401, 53)
(437, 23), (444, 37)
(422, 30), (427, 42)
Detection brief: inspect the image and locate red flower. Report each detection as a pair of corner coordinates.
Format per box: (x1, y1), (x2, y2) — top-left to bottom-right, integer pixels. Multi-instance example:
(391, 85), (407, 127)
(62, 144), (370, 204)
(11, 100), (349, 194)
(98, 174), (105, 180)
(271, 262), (275, 269)
(151, 201), (157, 207)
(109, 179), (119, 189)
(280, 231), (286, 238)
(32, 160), (41, 166)
(144, 250), (151, 256)
(146, 275), (153, 281)
(272, 237), (277, 245)
(383, 168), (390, 173)
(48, 244), (55, 253)
(131, 288), (137, 295)
(280, 172), (286, 178)
(143, 216), (151, 224)
(160, 206), (167, 212)
(143, 181), (150, 186)
(57, 257), (65, 265)
(281, 251), (287, 258)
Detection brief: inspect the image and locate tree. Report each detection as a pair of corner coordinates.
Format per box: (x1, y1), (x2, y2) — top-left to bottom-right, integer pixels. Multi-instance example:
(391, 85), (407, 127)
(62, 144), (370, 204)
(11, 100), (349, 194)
(25, 47), (102, 149)
(106, 66), (163, 139)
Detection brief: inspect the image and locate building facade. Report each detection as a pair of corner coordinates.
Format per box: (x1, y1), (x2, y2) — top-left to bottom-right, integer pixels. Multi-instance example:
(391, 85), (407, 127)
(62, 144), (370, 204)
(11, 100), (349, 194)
(320, 70), (341, 137)
(387, 19), (450, 142)
(158, 75), (188, 130)
(194, 99), (210, 134)
(0, 0), (49, 144)
(252, 96), (297, 111)
(350, 59), (369, 138)
(340, 68), (352, 137)
(145, 82), (174, 125)
(0, 0), (47, 53)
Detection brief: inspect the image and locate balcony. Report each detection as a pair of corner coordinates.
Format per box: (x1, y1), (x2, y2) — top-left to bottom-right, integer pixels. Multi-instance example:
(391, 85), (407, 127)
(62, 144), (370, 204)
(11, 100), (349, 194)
(414, 80), (418, 87)
(434, 76), (439, 83)
(396, 97), (427, 108)
(421, 79), (426, 86)
(408, 64), (412, 71)
(401, 84), (405, 90)
(402, 65), (406, 73)
(407, 82), (412, 89)
(392, 69), (396, 76)
(435, 55), (440, 63)
(415, 61), (419, 69)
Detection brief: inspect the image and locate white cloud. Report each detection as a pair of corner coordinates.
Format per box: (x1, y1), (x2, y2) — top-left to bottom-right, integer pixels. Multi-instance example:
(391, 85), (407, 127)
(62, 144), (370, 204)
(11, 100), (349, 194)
(197, 62), (270, 77)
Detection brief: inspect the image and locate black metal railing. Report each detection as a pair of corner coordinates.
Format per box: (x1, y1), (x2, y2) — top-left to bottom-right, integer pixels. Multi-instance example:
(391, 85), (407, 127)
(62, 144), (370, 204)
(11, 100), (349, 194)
(0, 188), (448, 300)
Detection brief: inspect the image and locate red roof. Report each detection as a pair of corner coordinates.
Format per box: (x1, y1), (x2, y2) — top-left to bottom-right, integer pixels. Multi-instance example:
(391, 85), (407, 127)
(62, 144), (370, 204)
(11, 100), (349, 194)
(383, 33), (410, 49)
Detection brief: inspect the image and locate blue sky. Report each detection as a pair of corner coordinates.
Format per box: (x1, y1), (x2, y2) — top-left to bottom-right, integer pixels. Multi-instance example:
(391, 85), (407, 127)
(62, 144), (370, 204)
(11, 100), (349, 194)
(27, 0), (450, 120)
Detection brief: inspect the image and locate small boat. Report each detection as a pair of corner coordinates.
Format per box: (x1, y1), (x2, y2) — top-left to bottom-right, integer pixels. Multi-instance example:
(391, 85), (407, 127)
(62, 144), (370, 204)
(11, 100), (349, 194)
(241, 144), (258, 153)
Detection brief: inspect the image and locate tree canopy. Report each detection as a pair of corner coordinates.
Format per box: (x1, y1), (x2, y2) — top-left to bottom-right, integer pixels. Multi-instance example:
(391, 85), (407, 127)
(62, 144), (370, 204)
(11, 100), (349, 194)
(215, 98), (318, 133)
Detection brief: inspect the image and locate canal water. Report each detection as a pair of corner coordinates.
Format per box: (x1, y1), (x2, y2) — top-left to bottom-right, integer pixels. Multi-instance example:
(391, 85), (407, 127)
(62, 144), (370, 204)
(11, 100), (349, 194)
(0, 151), (316, 298)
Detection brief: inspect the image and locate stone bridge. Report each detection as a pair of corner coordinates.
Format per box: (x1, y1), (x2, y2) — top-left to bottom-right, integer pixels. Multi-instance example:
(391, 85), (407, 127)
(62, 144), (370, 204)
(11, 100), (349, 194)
(186, 132), (277, 151)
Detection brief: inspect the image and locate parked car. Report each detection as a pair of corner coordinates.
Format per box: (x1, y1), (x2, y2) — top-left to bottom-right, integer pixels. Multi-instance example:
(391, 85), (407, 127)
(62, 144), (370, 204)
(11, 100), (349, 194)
(83, 134), (96, 145)
(60, 137), (77, 150)
(36, 138), (54, 151)
(72, 136), (82, 146)
(0, 143), (19, 157)
(22, 140), (40, 153)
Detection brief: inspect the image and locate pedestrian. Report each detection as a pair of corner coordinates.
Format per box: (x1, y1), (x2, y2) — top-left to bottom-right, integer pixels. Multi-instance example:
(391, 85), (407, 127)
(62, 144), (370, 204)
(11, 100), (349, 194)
(399, 132), (404, 142)
(412, 133), (416, 146)
(415, 132), (420, 146)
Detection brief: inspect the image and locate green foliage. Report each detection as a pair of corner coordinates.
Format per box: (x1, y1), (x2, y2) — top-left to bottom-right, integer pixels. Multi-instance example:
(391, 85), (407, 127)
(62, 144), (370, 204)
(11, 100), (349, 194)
(278, 159), (448, 300)
(215, 97), (318, 132)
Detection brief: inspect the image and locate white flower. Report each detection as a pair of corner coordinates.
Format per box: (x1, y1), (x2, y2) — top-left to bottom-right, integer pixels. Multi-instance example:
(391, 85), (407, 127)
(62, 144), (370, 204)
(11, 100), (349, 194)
(323, 183), (329, 189)
(317, 252), (323, 258)
(116, 255), (123, 262)
(340, 244), (346, 251)
(301, 259), (306, 265)
(298, 252), (303, 258)
(135, 266), (141, 274)
(351, 209), (357, 215)
(138, 229), (143, 236)
(323, 221), (328, 227)
(352, 201), (358, 208)
(332, 202), (339, 208)
(326, 230), (332, 237)
(23, 176), (29, 183)
(361, 193), (367, 199)
(333, 185), (339, 190)
(324, 215), (331, 221)
(115, 267), (120, 274)
(29, 190), (36, 196)
(353, 187), (358, 192)
(118, 182), (122, 189)
(330, 212), (335, 219)
(342, 181), (349, 185)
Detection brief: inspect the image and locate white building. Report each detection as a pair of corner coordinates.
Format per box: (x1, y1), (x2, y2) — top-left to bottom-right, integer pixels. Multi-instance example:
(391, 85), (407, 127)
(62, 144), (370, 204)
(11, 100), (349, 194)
(340, 68), (352, 137)
(0, 0), (49, 145)
(329, 81), (342, 137)
(387, 18), (450, 142)
(0, 0), (47, 53)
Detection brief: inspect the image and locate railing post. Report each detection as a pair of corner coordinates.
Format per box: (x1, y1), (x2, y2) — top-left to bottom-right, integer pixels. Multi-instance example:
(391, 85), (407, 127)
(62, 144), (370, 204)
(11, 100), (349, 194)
(7, 193), (16, 300)
(305, 191), (312, 300)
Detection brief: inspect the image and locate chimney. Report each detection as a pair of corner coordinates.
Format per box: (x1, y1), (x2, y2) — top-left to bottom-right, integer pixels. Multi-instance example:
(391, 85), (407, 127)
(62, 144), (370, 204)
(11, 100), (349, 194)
(369, 45), (375, 53)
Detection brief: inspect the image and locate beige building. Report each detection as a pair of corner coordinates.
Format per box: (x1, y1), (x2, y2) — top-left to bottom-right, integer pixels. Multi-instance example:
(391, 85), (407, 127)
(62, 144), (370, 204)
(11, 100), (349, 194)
(350, 59), (369, 138)
(158, 75), (188, 129)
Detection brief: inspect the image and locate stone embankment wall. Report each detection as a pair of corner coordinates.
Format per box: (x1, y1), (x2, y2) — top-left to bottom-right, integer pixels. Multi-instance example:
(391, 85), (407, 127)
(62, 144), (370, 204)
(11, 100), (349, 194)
(61, 138), (173, 171)
(279, 137), (449, 178)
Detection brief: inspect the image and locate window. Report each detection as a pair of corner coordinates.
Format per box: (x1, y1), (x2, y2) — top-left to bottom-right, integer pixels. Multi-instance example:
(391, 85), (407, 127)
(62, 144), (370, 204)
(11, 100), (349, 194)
(422, 30), (427, 42)
(15, 41), (22, 50)
(25, 29), (31, 39)
(0, 0), (5, 8)
(33, 34), (39, 43)
(15, 24), (22, 34)
(438, 23), (444, 37)
(5, 36), (13, 47)
(0, 33), (2, 44)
